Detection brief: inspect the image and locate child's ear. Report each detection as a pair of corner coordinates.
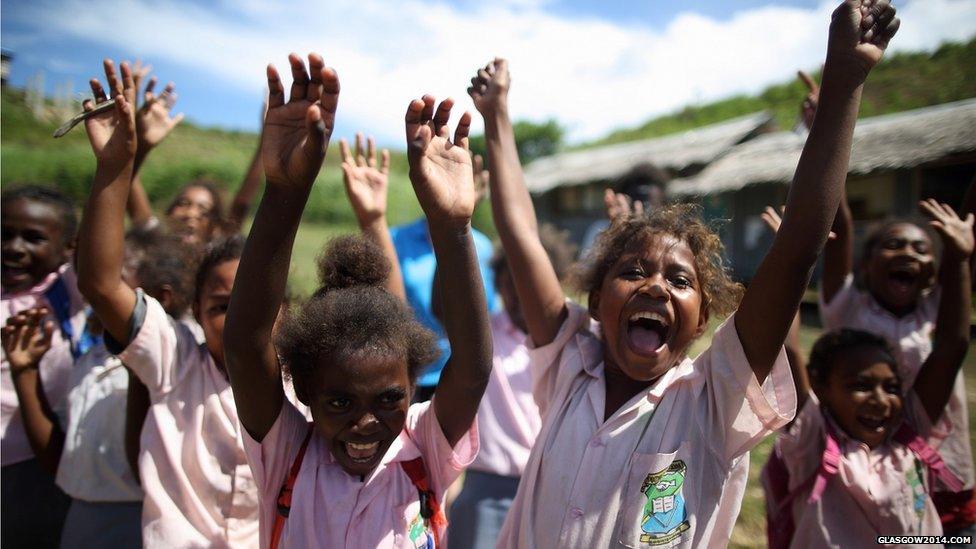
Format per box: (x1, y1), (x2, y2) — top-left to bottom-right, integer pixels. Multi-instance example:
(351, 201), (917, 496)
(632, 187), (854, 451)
(694, 306), (709, 338)
(587, 290), (601, 320)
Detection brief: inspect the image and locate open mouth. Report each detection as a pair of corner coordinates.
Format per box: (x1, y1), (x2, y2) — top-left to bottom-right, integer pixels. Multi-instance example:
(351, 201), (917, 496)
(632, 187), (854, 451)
(626, 311), (670, 356)
(886, 265), (919, 295)
(343, 440), (381, 463)
(856, 414), (889, 433)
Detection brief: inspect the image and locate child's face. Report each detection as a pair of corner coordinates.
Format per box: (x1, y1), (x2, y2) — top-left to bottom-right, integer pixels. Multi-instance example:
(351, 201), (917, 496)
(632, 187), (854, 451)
(865, 223), (935, 316)
(168, 187), (215, 245)
(1, 199), (70, 293)
(193, 258), (238, 367)
(592, 233), (707, 383)
(816, 346), (903, 449)
(307, 353), (411, 477)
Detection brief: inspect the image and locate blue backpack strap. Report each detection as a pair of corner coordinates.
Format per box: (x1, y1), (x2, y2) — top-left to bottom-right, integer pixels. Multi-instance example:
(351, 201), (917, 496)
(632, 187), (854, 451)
(43, 276), (98, 359)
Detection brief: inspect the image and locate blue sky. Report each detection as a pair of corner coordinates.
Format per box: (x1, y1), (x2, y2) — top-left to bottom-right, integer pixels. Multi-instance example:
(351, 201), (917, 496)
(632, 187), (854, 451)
(3, 0), (974, 146)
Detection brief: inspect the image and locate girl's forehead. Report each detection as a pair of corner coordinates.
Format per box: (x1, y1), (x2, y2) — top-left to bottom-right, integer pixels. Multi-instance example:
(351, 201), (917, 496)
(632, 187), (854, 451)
(620, 233), (695, 265)
(831, 347), (898, 380)
(879, 223), (929, 243)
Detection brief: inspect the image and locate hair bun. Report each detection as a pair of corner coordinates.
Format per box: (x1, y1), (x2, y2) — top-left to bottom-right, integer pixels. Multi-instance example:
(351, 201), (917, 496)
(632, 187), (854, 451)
(316, 235), (389, 292)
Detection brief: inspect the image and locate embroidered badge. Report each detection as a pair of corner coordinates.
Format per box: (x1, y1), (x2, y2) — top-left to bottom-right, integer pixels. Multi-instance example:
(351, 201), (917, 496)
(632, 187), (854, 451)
(639, 460), (691, 545)
(407, 511), (432, 549)
(907, 460), (926, 523)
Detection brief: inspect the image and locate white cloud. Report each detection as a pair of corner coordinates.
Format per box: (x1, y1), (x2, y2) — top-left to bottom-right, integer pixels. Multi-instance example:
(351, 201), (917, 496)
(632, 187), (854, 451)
(6, 0), (976, 145)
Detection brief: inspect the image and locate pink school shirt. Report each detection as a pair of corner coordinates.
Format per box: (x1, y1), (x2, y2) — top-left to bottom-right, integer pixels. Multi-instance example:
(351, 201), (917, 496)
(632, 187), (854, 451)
(471, 311), (542, 477)
(1, 264), (87, 466)
(118, 294), (259, 548)
(243, 399), (478, 549)
(497, 302), (796, 549)
(771, 393), (943, 547)
(820, 274), (973, 491)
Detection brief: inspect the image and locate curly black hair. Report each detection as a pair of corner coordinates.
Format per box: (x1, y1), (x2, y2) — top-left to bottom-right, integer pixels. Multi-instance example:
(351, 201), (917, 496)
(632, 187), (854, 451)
(194, 235), (244, 304)
(807, 328), (898, 385)
(135, 233), (199, 318)
(276, 235), (438, 404)
(1, 184), (78, 245)
(574, 202), (742, 320)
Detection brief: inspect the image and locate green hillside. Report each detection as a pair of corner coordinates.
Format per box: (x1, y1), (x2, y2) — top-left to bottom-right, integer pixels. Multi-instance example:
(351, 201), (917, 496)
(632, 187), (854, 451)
(586, 37), (976, 147)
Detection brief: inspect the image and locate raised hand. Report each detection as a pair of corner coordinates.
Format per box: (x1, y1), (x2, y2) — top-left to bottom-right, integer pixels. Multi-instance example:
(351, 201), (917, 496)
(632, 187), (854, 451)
(920, 199), (975, 261)
(604, 189), (642, 221)
(261, 53), (340, 190)
(467, 58), (510, 116)
(0, 308), (54, 375)
(340, 133), (390, 227)
(473, 154), (490, 202)
(83, 59), (137, 172)
(136, 76), (184, 150)
(761, 205), (836, 239)
(828, 0), (900, 77)
(797, 70), (820, 130)
(405, 96), (475, 229)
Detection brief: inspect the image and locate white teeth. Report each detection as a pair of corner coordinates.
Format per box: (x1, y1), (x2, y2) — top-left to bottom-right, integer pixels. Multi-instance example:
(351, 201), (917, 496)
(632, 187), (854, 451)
(347, 442), (378, 451)
(629, 311), (668, 325)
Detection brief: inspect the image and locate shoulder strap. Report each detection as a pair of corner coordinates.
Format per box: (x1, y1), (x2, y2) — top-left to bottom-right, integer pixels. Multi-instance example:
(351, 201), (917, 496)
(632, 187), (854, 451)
(807, 424), (842, 503)
(400, 457), (447, 545)
(893, 423), (964, 493)
(271, 424), (314, 549)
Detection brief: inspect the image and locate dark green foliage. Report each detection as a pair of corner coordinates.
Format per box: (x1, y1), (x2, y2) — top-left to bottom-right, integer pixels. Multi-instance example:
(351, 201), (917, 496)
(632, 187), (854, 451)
(468, 119), (565, 164)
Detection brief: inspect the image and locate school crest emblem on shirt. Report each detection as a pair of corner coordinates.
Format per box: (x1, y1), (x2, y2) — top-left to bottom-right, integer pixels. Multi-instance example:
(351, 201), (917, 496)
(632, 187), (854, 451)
(639, 460), (690, 545)
(407, 511), (433, 549)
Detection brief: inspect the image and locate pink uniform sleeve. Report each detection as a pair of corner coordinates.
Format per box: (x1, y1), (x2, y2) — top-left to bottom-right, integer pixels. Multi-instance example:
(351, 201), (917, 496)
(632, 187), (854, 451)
(818, 273), (856, 331)
(776, 394), (826, 488)
(695, 314), (797, 462)
(525, 301), (590, 415)
(405, 401), (479, 497)
(116, 295), (185, 396)
(242, 402), (309, 497)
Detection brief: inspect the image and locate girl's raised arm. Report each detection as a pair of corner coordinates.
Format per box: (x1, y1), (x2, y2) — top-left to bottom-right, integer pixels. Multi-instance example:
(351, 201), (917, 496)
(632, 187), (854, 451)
(224, 53), (339, 441)
(912, 201), (973, 421)
(76, 60), (139, 344)
(339, 133), (405, 300)
(468, 59), (567, 347)
(736, 0), (900, 382)
(404, 96), (492, 446)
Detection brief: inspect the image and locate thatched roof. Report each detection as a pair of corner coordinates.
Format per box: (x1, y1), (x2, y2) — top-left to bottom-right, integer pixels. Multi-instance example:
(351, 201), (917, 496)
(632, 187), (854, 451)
(670, 98), (976, 196)
(523, 111), (774, 194)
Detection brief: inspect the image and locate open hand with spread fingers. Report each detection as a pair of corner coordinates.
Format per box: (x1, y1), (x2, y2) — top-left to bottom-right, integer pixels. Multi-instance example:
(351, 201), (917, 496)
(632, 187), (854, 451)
(83, 59), (137, 173)
(405, 96), (475, 229)
(828, 0), (900, 78)
(340, 133), (391, 227)
(136, 75), (184, 151)
(0, 308), (54, 375)
(262, 53), (340, 190)
(920, 199), (975, 262)
(604, 189), (642, 221)
(467, 58), (510, 117)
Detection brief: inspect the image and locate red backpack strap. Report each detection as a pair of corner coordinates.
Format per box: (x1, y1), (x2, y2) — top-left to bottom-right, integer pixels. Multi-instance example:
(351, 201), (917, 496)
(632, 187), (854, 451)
(894, 423), (964, 493)
(271, 424), (314, 549)
(400, 457), (447, 544)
